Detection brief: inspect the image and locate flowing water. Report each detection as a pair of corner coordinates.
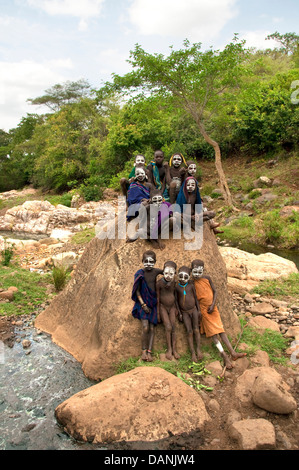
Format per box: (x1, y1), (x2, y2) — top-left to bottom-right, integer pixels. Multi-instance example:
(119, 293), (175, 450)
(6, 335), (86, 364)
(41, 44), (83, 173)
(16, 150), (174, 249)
(0, 318), (102, 450)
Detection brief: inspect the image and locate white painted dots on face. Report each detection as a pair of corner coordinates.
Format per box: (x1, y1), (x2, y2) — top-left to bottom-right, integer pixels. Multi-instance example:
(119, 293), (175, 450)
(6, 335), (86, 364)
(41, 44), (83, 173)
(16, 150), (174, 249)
(172, 155), (182, 167)
(188, 164), (196, 175)
(186, 179), (196, 193)
(163, 266), (175, 282)
(143, 257), (155, 269)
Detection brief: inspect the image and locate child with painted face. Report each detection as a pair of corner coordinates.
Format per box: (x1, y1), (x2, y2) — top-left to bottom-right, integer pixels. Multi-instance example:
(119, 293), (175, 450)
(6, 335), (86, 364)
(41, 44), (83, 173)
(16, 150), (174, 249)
(131, 251), (163, 362)
(164, 153), (187, 204)
(156, 261), (180, 360)
(191, 259), (246, 369)
(175, 266), (203, 363)
(120, 154), (147, 198)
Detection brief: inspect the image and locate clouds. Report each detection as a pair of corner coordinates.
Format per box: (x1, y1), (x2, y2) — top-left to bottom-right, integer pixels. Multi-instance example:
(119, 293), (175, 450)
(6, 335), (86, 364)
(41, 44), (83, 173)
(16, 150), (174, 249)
(127, 0), (238, 41)
(27, 0), (105, 31)
(0, 59), (72, 130)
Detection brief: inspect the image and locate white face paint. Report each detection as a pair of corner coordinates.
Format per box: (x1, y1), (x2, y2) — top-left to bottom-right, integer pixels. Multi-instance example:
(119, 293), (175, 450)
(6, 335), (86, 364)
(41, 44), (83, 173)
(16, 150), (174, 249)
(135, 155), (145, 165)
(163, 266), (175, 282)
(135, 167), (146, 181)
(172, 155), (182, 167)
(192, 266), (204, 279)
(188, 164), (197, 175)
(151, 195), (163, 207)
(143, 257), (155, 269)
(186, 179), (196, 193)
(178, 271), (190, 283)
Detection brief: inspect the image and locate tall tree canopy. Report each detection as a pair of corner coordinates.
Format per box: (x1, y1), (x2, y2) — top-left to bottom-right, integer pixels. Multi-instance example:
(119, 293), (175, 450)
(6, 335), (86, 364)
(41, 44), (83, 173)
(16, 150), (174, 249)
(97, 36), (249, 207)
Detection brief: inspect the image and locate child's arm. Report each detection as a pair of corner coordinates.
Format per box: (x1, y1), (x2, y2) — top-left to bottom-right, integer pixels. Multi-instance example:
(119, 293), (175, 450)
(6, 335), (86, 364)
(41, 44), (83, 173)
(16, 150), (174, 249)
(136, 288), (150, 314)
(156, 281), (161, 323)
(175, 287), (183, 322)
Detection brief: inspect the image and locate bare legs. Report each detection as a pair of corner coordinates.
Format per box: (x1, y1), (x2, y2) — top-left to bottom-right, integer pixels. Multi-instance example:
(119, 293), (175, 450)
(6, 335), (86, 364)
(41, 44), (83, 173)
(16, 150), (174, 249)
(212, 333), (247, 369)
(141, 319), (155, 362)
(182, 310), (203, 363)
(159, 305), (180, 360)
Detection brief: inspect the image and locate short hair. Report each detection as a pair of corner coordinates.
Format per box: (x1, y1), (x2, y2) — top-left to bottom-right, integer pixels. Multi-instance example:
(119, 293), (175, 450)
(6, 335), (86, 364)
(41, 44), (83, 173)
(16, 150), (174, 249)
(163, 260), (177, 271)
(178, 265), (191, 274)
(142, 250), (156, 262)
(191, 259), (204, 268)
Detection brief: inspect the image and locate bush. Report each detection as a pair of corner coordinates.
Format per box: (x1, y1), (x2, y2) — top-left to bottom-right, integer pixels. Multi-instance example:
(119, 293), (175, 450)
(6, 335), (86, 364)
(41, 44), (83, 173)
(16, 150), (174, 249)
(52, 265), (68, 291)
(1, 239), (15, 266)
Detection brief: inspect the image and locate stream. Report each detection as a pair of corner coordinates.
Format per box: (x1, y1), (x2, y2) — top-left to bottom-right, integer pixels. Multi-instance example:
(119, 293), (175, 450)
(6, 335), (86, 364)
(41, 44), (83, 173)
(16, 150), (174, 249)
(0, 231), (298, 450)
(0, 318), (103, 450)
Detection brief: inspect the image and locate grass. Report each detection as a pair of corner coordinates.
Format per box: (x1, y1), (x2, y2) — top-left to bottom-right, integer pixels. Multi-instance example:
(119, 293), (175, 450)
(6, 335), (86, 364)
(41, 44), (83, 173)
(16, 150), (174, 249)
(240, 319), (290, 365)
(0, 263), (53, 316)
(71, 227), (95, 245)
(251, 272), (299, 300)
(115, 316), (291, 387)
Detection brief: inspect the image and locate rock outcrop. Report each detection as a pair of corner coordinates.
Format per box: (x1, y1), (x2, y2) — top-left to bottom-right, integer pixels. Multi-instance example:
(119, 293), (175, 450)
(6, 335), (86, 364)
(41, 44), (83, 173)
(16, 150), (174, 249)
(35, 222), (240, 381)
(219, 247), (298, 293)
(0, 199), (117, 238)
(55, 367), (210, 444)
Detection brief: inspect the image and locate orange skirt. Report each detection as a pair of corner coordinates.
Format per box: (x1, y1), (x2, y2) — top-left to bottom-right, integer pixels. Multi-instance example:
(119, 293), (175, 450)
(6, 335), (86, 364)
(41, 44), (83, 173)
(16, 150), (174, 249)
(194, 278), (225, 337)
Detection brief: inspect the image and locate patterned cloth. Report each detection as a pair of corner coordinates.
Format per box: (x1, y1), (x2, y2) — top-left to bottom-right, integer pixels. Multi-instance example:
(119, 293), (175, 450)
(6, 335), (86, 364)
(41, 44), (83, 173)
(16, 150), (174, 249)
(147, 161), (169, 200)
(127, 181), (151, 219)
(194, 277), (225, 337)
(131, 269), (158, 325)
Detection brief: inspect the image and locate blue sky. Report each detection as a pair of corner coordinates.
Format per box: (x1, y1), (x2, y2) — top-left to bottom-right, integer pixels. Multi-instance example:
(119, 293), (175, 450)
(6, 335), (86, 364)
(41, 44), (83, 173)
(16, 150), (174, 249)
(0, 0), (298, 131)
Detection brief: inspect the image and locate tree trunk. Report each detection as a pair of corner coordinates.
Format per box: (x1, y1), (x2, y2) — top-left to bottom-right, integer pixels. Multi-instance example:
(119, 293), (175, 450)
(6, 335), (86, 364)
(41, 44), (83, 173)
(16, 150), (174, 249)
(196, 120), (237, 209)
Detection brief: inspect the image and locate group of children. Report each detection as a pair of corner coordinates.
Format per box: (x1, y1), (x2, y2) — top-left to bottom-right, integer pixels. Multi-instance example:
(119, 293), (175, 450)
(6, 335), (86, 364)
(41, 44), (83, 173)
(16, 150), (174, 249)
(131, 250), (246, 369)
(120, 150), (223, 249)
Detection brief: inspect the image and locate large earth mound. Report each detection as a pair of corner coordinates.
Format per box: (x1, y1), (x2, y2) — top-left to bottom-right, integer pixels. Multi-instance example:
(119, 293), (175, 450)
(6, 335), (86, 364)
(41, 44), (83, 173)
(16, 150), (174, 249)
(35, 222), (240, 381)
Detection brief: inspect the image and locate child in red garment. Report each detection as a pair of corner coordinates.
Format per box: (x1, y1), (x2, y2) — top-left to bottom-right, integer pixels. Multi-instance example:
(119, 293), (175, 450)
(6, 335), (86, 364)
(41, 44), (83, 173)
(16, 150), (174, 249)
(191, 259), (246, 369)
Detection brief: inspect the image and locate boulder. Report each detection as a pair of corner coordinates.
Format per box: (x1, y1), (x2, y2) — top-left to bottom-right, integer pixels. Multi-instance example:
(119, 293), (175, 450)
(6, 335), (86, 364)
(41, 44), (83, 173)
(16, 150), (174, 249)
(252, 368), (297, 414)
(247, 301), (275, 315)
(247, 316), (280, 333)
(35, 222), (241, 381)
(55, 366), (210, 444)
(229, 418), (276, 450)
(219, 247), (298, 284)
(235, 366), (296, 414)
(0, 199), (112, 237)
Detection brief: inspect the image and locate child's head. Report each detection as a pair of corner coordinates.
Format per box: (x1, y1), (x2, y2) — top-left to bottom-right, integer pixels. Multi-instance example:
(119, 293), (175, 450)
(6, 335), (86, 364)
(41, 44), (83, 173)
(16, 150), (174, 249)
(134, 154), (146, 166)
(178, 266), (191, 283)
(142, 250), (156, 270)
(150, 188), (163, 207)
(135, 165), (147, 182)
(191, 259), (204, 279)
(185, 177), (197, 193)
(186, 160), (197, 177)
(163, 261), (177, 282)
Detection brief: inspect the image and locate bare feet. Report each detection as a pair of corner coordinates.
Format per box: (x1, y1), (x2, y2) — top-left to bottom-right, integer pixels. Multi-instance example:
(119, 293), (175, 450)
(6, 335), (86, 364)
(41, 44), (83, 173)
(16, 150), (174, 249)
(173, 351), (180, 360)
(141, 350), (148, 361)
(165, 350), (173, 361)
(147, 351), (153, 362)
(232, 352), (247, 361)
(191, 352), (198, 363)
(223, 352), (233, 369)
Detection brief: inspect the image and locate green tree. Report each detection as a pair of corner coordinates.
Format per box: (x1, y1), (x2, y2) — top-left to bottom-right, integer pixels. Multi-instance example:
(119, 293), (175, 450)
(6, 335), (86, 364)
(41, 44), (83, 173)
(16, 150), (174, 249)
(27, 79), (92, 113)
(97, 36), (249, 207)
(31, 98), (107, 191)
